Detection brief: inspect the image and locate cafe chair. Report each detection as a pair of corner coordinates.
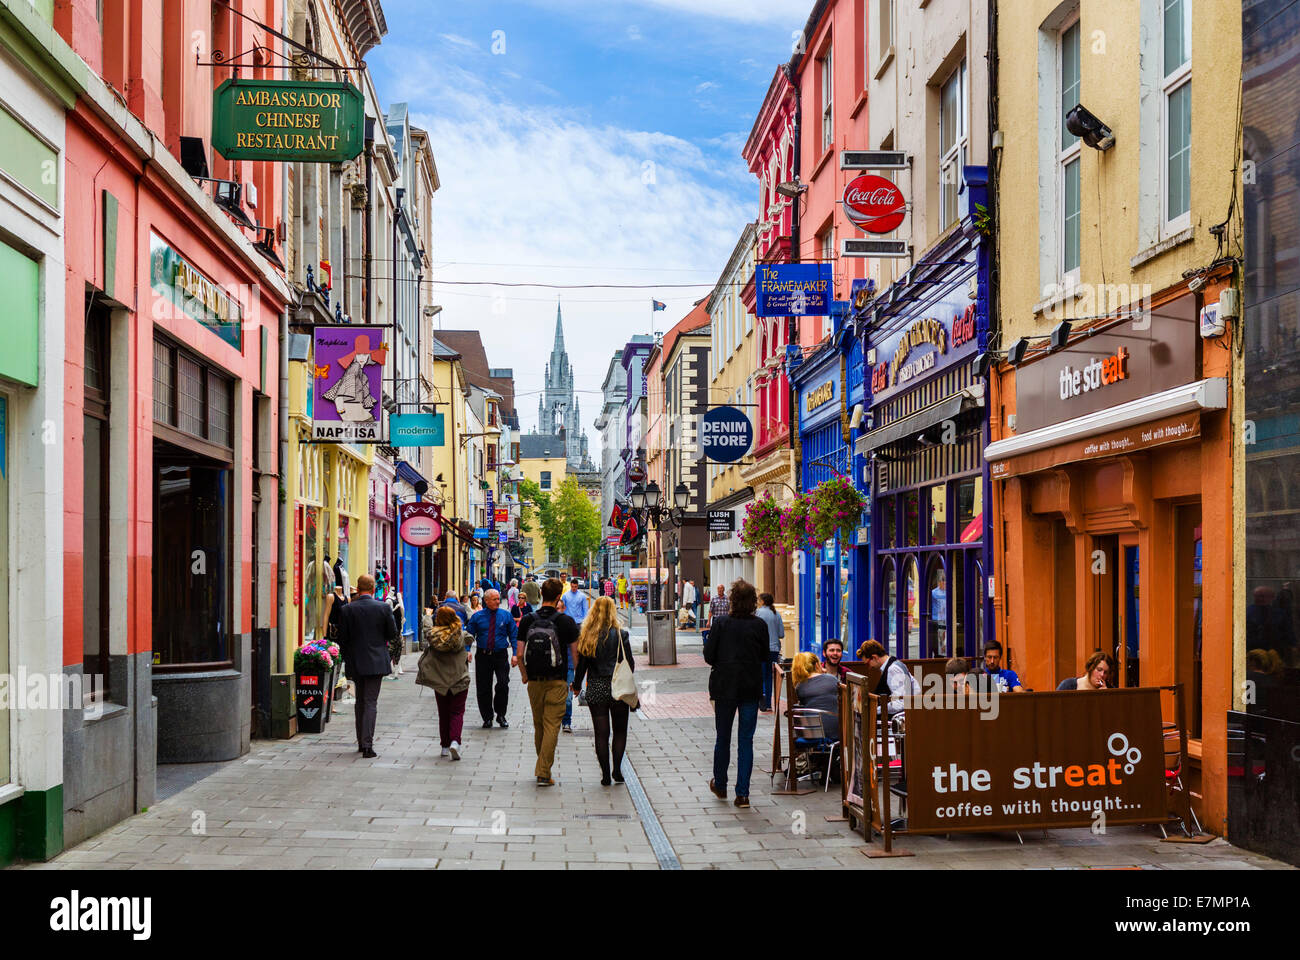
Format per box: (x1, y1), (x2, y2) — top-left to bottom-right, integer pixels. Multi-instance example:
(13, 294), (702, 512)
(1162, 722), (1202, 838)
(790, 708), (841, 792)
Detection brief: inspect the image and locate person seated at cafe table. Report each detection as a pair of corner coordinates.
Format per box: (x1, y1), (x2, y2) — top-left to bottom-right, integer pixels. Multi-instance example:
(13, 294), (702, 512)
(856, 640), (920, 716)
(1057, 650), (1113, 690)
(944, 657), (972, 692)
(791, 652), (841, 740)
(974, 639), (1025, 693)
(821, 639), (849, 679)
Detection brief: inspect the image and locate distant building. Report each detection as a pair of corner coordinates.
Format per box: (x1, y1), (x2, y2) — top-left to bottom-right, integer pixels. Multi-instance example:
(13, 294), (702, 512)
(537, 304), (591, 467)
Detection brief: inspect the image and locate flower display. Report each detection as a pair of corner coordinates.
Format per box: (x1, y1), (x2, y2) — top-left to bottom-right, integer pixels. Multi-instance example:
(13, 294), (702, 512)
(808, 475), (866, 545)
(778, 493), (818, 554)
(739, 492), (783, 555)
(294, 641), (335, 671)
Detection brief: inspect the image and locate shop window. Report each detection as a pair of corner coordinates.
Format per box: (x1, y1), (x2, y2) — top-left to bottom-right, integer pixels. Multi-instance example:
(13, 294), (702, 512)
(152, 336), (234, 448)
(84, 307), (111, 702)
(881, 556), (898, 653)
(904, 490), (919, 547)
(950, 551), (966, 657)
(974, 559), (986, 652)
(904, 556), (921, 658)
(1059, 18), (1082, 279)
(152, 443), (231, 667)
(927, 557), (948, 657)
(1162, 0), (1192, 232)
(957, 478), (983, 543)
(881, 494), (896, 549)
(927, 483), (947, 545)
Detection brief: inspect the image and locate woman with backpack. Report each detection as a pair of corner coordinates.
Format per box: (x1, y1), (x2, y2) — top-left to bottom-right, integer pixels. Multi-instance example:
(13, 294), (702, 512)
(572, 596), (637, 786)
(416, 605), (472, 760)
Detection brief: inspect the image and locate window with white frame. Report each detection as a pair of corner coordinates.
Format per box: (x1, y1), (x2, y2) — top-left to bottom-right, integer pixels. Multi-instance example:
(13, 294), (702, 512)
(820, 46), (834, 151)
(1162, 0), (1191, 232)
(1059, 18), (1081, 279)
(876, 0), (895, 70)
(939, 60), (967, 230)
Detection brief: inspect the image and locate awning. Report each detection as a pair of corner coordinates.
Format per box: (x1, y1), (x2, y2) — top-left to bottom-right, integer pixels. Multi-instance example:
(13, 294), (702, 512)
(983, 378), (1227, 464)
(395, 460), (427, 488)
(855, 387), (981, 456)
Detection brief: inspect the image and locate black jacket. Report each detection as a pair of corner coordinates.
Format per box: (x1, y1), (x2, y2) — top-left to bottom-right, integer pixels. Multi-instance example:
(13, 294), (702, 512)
(573, 627), (635, 688)
(339, 594), (398, 678)
(703, 615), (768, 702)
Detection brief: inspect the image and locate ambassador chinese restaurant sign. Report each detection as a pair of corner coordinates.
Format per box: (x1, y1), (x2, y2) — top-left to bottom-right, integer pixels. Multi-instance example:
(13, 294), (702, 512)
(213, 79), (364, 163)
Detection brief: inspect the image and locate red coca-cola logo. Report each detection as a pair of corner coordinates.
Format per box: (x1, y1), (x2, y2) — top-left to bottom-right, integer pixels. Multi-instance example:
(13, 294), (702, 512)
(842, 174), (906, 234)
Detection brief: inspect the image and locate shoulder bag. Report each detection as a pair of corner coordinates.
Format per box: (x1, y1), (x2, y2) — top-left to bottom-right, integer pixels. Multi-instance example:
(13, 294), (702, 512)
(610, 628), (638, 707)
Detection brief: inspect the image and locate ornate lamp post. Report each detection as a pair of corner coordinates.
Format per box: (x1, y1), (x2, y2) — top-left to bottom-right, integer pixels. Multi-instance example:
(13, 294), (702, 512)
(630, 481), (689, 608)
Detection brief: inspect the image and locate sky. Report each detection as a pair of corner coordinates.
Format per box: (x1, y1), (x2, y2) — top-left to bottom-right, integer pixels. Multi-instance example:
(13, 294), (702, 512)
(368, 0), (810, 439)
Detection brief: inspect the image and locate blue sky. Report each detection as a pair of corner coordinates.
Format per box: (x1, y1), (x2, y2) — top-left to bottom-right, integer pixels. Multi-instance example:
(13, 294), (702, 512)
(367, 0), (809, 438)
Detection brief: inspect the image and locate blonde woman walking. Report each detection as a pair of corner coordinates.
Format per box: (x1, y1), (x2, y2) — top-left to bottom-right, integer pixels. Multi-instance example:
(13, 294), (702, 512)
(572, 597), (636, 786)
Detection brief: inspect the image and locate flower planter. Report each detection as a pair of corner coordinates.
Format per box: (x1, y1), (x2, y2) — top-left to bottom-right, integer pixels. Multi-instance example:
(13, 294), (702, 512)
(295, 669), (328, 734)
(323, 661), (341, 723)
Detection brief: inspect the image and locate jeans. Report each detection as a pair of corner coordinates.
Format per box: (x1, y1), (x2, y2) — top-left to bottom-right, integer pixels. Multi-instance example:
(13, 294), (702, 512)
(760, 651), (778, 709)
(563, 666), (575, 726)
(713, 699), (760, 798)
(434, 689), (467, 747)
(526, 678), (569, 778)
(475, 648), (511, 722)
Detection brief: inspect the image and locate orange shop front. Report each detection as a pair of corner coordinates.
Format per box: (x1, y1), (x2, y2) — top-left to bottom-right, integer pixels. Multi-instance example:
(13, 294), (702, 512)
(985, 280), (1236, 834)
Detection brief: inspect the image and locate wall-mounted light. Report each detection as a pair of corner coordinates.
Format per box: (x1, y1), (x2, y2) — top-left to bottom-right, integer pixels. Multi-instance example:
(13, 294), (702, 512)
(1049, 320), (1072, 352)
(1065, 104), (1115, 151)
(1007, 338), (1029, 366)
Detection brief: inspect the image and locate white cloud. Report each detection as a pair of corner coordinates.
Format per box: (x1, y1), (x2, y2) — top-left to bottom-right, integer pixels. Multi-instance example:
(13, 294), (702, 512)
(395, 61), (752, 435)
(439, 33), (479, 50)
(526, 0), (809, 26)
(695, 81), (718, 93)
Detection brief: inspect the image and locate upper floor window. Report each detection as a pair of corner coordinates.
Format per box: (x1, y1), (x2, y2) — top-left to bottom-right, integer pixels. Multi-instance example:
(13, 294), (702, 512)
(939, 60), (968, 230)
(1163, 0), (1192, 231)
(540, 470), (552, 491)
(1060, 19), (1082, 279)
(875, 0), (896, 72)
(820, 46), (834, 151)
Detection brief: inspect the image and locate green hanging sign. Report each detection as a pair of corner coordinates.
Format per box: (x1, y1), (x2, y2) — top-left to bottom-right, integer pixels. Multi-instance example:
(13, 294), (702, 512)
(212, 79), (365, 163)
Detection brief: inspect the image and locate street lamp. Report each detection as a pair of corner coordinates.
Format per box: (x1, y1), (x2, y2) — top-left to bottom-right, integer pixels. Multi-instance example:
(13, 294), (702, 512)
(629, 482), (690, 608)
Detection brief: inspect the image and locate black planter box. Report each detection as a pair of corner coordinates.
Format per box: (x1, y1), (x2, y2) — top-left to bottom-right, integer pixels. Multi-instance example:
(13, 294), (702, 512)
(295, 668), (329, 733)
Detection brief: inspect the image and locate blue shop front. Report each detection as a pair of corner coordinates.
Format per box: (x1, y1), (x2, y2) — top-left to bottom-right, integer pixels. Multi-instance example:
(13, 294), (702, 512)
(790, 302), (869, 656)
(852, 168), (994, 660)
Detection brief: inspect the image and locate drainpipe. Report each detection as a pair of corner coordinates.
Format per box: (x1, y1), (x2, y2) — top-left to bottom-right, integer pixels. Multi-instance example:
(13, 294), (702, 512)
(363, 116), (375, 323)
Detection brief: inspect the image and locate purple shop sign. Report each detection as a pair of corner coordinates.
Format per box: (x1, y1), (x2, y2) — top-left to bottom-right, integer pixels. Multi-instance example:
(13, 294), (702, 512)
(312, 326), (389, 442)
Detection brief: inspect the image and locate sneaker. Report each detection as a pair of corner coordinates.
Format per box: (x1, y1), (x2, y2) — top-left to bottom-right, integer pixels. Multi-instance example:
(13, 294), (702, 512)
(562, 724), (572, 734)
(449, 741), (460, 761)
(536, 776), (555, 787)
(441, 747), (450, 758)
(734, 796), (750, 809)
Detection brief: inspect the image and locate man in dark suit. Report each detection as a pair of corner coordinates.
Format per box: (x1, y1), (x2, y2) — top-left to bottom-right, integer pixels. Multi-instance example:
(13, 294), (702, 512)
(338, 573), (397, 758)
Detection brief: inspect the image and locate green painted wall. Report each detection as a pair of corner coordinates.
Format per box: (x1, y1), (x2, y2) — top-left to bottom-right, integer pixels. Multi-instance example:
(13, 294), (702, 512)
(0, 240), (38, 386)
(0, 785), (64, 864)
(0, 794), (15, 867)
(0, 102), (58, 208)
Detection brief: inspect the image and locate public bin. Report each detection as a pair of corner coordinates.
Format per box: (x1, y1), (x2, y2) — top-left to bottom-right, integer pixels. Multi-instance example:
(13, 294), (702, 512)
(647, 610), (677, 666)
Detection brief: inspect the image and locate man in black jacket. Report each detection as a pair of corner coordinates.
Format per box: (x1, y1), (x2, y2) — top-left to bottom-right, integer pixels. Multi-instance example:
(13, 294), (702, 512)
(338, 573), (398, 758)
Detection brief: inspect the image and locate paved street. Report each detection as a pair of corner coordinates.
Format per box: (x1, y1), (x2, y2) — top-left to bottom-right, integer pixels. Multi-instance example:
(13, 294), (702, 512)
(19, 613), (1290, 871)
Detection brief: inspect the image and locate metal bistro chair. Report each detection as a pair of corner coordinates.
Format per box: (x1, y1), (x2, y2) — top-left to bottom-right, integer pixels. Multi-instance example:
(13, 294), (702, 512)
(790, 708), (841, 792)
(1162, 721), (1202, 838)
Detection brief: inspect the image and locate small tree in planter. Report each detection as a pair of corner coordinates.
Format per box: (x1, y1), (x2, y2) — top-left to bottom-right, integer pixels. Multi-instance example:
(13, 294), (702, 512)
(809, 476), (867, 545)
(740, 493), (783, 555)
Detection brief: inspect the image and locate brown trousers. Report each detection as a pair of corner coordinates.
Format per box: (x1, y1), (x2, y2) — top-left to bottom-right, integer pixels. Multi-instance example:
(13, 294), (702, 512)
(527, 678), (569, 778)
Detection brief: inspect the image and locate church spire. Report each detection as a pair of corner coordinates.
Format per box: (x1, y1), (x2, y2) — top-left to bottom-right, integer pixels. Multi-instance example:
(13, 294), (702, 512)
(553, 301), (565, 353)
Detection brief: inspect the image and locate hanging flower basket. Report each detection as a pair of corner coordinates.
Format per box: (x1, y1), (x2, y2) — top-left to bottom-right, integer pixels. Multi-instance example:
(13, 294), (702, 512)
(739, 492), (784, 555)
(809, 476), (867, 545)
(778, 493), (818, 554)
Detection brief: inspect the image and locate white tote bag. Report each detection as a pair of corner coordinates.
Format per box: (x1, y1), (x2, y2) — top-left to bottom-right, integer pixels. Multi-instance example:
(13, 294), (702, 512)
(610, 629), (639, 707)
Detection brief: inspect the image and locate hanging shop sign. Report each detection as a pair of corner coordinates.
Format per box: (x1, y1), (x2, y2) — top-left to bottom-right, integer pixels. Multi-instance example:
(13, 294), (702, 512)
(707, 510), (736, 533)
(495, 508), (509, 523)
(842, 174), (906, 234)
(390, 412), (445, 447)
(756, 262), (832, 318)
(626, 460), (648, 485)
(311, 326), (389, 442)
(869, 295), (981, 405)
(699, 405), (754, 463)
(399, 502), (443, 547)
(149, 233), (243, 349)
(212, 79), (365, 163)
(901, 688), (1168, 833)
(1011, 296), (1199, 433)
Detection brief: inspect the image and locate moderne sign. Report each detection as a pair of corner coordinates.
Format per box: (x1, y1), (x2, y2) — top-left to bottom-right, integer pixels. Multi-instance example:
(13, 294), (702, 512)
(756, 262), (832, 318)
(212, 79), (365, 163)
(390, 412), (445, 447)
(399, 502), (442, 547)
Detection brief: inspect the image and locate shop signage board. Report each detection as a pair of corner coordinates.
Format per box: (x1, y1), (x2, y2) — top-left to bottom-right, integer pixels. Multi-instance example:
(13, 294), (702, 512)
(798, 356), (844, 432)
(756, 263), (832, 317)
(312, 326), (388, 442)
(399, 502), (442, 547)
(902, 688), (1168, 833)
(495, 508), (509, 523)
(626, 460), (647, 484)
(706, 510), (735, 533)
(990, 413), (1201, 479)
(868, 290), (980, 405)
(842, 174), (907, 234)
(390, 412), (444, 446)
(149, 233), (243, 349)
(699, 405), (754, 463)
(474, 527), (491, 539)
(212, 79), (365, 163)
(1012, 296), (1198, 433)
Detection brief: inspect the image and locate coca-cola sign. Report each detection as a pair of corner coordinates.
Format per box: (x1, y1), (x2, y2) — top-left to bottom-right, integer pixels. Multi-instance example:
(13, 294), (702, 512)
(842, 174), (906, 234)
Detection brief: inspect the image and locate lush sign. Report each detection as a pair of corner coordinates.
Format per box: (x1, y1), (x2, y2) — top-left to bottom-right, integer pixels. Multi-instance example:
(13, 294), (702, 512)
(149, 233), (242, 349)
(212, 79), (365, 162)
(756, 263), (832, 318)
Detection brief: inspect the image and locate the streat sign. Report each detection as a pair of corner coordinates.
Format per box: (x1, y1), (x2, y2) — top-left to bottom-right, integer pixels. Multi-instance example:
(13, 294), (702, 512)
(1058, 346), (1129, 400)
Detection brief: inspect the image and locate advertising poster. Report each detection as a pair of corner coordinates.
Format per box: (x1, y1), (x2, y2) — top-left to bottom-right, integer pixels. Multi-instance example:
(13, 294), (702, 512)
(312, 326), (388, 442)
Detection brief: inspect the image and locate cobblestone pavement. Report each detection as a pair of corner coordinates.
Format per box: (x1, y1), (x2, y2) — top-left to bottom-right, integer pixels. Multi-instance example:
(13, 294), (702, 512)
(17, 611), (1292, 871)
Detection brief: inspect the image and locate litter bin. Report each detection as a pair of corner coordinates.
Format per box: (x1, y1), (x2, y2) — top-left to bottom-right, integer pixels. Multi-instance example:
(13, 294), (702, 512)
(647, 610), (677, 666)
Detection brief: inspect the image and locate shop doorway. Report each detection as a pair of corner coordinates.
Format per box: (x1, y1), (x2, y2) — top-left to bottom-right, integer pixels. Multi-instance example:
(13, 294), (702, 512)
(1093, 533), (1140, 687)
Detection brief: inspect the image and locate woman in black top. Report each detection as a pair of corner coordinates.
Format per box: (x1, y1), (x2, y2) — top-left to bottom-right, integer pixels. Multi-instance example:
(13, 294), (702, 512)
(703, 579), (769, 808)
(572, 597), (635, 785)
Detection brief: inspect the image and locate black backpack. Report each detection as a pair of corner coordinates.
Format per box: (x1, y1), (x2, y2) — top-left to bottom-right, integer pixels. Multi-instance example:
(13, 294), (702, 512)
(524, 612), (564, 674)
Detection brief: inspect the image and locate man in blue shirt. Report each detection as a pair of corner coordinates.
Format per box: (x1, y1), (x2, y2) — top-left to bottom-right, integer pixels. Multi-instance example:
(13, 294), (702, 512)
(465, 589), (518, 728)
(979, 639), (1024, 693)
(441, 590), (469, 626)
(559, 579), (591, 733)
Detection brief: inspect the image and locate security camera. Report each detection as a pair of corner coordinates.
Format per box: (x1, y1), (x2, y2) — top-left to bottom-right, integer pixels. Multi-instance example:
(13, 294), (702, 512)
(849, 403), (864, 430)
(1065, 104), (1115, 151)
